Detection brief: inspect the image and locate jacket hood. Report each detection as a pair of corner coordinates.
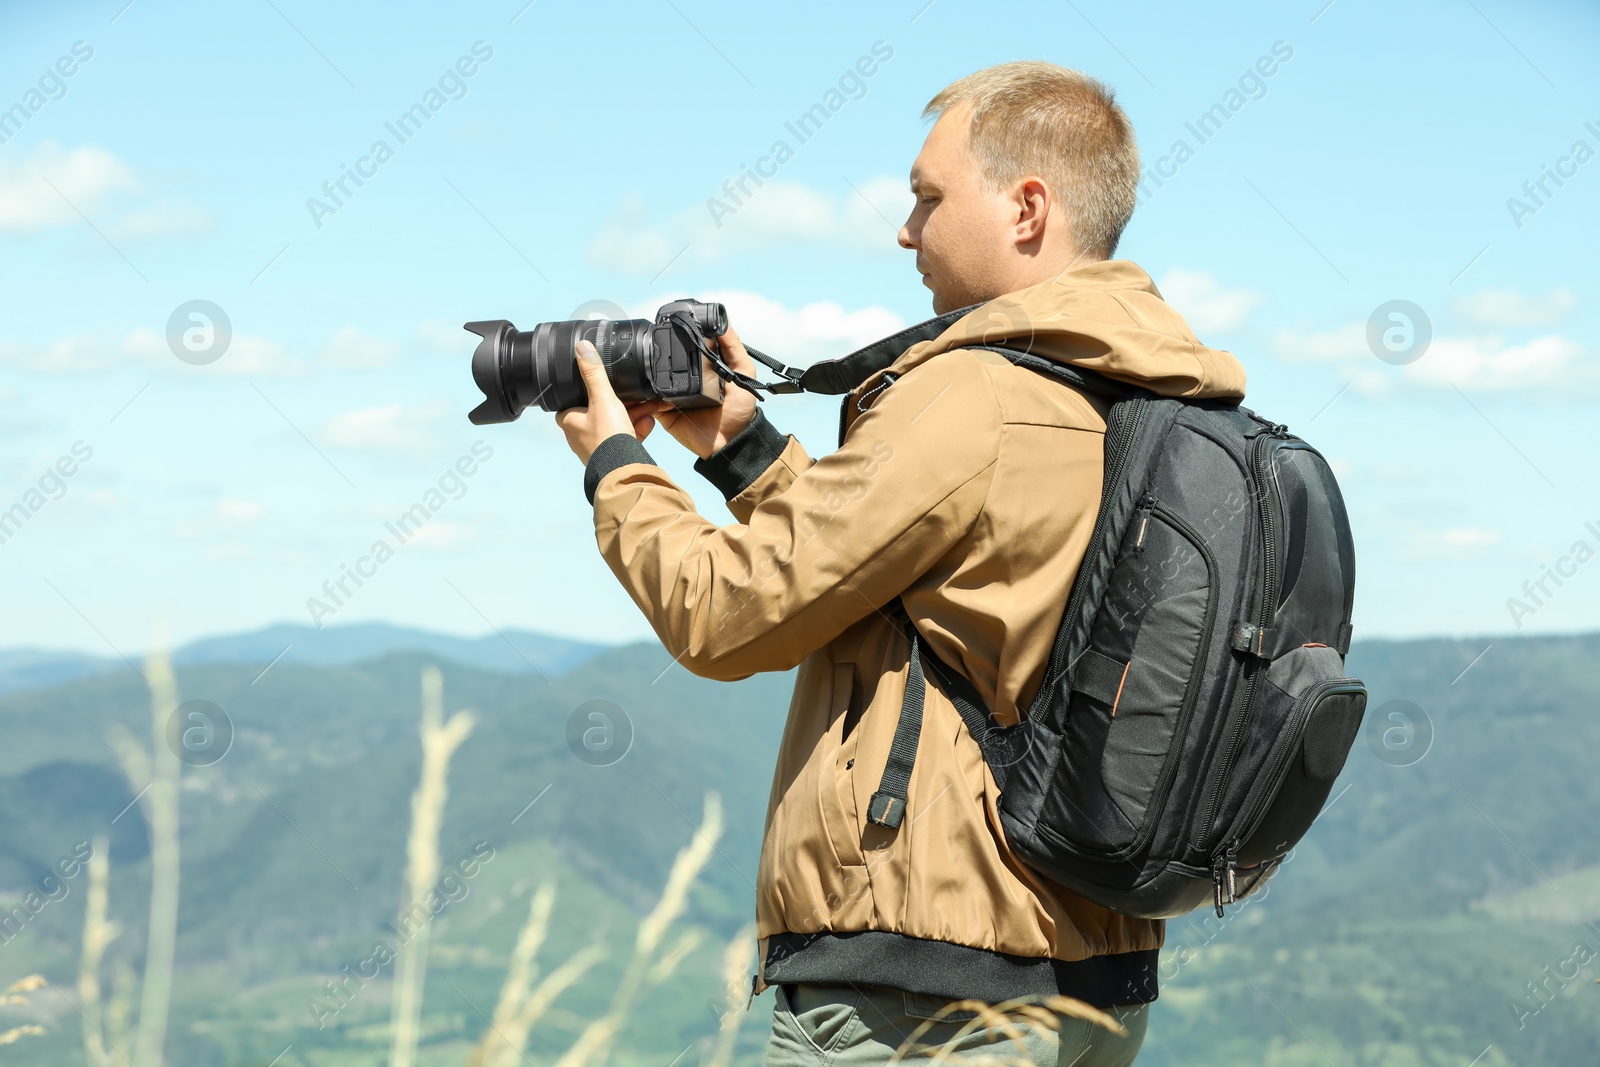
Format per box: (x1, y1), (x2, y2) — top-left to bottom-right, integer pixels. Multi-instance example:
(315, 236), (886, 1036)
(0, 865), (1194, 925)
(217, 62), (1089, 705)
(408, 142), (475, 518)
(869, 259), (1247, 401)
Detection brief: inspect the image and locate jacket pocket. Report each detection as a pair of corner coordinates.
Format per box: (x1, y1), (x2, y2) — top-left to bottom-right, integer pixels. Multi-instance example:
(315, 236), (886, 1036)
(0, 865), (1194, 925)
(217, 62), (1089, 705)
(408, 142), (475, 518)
(822, 661), (867, 871)
(775, 983), (864, 1055)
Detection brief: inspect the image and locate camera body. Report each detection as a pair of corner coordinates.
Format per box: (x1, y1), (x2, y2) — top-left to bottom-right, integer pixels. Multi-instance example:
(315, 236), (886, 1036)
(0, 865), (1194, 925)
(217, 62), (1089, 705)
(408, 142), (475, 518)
(466, 300), (728, 425)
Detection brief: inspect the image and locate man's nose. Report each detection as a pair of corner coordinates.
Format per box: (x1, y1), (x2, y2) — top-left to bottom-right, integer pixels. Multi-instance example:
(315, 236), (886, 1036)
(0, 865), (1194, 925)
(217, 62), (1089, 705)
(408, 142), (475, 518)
(897, 220), (916, 250)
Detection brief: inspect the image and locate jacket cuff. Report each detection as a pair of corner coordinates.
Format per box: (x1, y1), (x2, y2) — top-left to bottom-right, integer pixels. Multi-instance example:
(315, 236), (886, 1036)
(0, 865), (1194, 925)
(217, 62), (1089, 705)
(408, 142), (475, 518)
(692, 407), (792, 501)
(584, 434), (658, 505)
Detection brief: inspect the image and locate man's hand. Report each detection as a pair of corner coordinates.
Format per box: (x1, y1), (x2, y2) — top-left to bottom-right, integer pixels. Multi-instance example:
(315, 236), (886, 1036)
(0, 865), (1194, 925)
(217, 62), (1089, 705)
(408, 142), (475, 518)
(555, 340), (659, 465)
(644, 324), (762, 460)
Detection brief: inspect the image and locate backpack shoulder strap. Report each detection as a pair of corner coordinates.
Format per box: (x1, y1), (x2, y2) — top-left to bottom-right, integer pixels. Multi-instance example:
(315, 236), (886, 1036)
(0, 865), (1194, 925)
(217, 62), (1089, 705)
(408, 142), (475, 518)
(862, 345), (1162, 823)
(868, 595), (1031, 827)
(957, 344), (1153, 403)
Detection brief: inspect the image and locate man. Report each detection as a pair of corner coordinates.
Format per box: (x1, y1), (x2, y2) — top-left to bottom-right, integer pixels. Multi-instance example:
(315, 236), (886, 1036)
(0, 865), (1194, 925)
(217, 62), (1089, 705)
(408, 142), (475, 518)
(556, 61), (1247, 1067)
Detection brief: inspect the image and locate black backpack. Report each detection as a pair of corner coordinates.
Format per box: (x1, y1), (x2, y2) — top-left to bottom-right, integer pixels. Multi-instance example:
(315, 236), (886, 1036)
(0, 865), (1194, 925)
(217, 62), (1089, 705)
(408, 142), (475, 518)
(744, 307), (1368, 920)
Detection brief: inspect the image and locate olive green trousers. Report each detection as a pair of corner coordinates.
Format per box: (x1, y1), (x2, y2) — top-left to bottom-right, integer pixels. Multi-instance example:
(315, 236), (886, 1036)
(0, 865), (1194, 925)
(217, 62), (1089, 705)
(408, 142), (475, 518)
(763, 982), (1150, 1067)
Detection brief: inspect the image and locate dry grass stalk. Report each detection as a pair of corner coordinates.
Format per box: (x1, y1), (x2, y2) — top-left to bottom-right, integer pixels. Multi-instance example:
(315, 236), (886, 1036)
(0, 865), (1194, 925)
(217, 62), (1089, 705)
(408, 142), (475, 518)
(106, 959), (137, 1059)
(0, 1024), (46, 1047)
(467, 880), (609, 1067)
(465, 882), (555, 1067)
(889, 993), (1128, 1066)
(646, 928), (704, 984)
(388, 666), (476, 1067)
(702, 923), (757, 1067)
(77, 834), (123, 1067)
(107, 637), (182, 1067)
(496, 942), (607, 1061)
(0, 976), (47, 1047)
(0, 974), (44, 1004)
(548, 791), (724, 1067)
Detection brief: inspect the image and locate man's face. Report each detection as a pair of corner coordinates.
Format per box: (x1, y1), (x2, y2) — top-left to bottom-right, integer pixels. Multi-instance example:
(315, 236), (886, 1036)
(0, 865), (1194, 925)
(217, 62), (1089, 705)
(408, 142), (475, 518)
(898, 105), (1020, 315)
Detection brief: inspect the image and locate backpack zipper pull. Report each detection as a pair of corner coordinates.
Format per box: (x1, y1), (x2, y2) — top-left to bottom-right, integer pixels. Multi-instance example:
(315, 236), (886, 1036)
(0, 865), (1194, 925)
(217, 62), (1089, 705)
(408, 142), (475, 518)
(1211, 851), (1227, 917)
(1210, 839), (1241, 916)
(1135, 493), (1155, 551)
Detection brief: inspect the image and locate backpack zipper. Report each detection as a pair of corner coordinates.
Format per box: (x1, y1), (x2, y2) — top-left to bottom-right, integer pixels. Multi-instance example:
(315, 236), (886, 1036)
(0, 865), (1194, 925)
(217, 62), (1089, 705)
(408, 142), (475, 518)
(1031, 400), (1150, 722)
(1195, 428), (1289, 854)
(1111, 500), (1217, 860)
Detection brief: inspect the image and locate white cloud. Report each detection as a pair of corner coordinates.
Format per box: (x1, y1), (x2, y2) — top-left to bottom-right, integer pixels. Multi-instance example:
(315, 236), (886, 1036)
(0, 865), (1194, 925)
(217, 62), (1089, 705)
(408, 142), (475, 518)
(319, 326), (401, 369)
(1368, 461), (1429, 483)
(1270, 323), (1594, 395)
(1403, 526), (1502, 561)
(419, 318), (466, 355)
(88, 489), (132, 511)
(107, 196), (212, 240)
(585, 177), (911, 276)
(0, 141), (215, 243)
(1441, 527), (1501, 548)
(692, 289), (904, 367)
(612, 290), (904, 368)
(1156, 269), (1263, 334)
(1407, 334), (1585, 391)
(322, 403), (443, 452)
(125, 326), (297, 376)
(1452, 287), (1577, 329)
(0, 325), (371, 378)
(404, 520), (477, 549)
(0, 142), (136, 232)
(216, 497), (264, 527)
(1271, 323), (1366, 363)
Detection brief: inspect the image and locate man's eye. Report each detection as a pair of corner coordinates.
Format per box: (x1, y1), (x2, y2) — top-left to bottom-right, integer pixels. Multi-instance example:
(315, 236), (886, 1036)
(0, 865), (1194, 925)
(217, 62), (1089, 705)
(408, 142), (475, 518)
(919, 195), (939, 206)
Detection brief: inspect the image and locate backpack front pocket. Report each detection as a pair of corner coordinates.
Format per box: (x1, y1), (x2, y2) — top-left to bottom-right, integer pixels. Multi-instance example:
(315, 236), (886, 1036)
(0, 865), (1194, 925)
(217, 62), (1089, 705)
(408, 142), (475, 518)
(1223, 644), (1367, 868)
(1042, 502), (1215, 856)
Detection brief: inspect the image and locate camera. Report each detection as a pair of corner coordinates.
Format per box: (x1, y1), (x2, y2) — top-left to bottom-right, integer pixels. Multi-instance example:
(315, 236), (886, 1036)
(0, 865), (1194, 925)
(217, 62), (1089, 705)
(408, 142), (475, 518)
(465, 300), (730, 425)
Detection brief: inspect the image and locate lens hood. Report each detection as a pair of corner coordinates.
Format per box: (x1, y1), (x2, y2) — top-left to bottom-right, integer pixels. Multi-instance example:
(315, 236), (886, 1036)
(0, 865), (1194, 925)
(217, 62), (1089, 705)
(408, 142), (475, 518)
(465, 319), (516, 425)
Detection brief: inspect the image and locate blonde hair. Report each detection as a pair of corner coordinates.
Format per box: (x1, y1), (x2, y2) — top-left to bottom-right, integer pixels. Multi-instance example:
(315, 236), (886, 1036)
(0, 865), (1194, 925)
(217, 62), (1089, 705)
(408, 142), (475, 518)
(924, 61), (1140, 259)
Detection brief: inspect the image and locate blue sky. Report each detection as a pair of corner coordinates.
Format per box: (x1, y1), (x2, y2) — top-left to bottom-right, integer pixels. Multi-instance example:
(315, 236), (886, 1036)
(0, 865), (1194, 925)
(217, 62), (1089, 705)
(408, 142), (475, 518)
(0, 0), (1596, 656)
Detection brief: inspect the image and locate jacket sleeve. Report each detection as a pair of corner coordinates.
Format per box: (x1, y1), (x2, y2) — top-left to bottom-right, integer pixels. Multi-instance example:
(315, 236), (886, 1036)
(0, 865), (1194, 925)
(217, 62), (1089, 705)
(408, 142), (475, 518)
(588, 352), (1003, 681)
(690, 406), (817, 524)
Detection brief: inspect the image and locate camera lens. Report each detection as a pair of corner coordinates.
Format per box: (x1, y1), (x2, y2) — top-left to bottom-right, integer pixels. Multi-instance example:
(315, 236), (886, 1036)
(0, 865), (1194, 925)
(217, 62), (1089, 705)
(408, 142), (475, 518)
(467, 300), (729, 425)
(466, 316), (657, 424)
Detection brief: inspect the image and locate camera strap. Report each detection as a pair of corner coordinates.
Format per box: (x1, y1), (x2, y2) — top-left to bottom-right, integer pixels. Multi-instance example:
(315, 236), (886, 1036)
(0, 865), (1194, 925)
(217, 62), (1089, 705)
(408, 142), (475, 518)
(703, 305), (982, 400)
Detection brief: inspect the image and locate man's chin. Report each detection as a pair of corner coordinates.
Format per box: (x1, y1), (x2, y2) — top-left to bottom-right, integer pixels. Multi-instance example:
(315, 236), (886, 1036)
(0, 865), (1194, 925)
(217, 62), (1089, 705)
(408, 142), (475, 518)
(927, 280), (988, 317)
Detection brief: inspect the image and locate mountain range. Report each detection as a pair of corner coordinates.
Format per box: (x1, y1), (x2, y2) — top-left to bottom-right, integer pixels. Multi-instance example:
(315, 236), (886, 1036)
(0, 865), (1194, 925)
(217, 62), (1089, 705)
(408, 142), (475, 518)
(0, 621), (613, 697)
(0, 627), (1595, 1066)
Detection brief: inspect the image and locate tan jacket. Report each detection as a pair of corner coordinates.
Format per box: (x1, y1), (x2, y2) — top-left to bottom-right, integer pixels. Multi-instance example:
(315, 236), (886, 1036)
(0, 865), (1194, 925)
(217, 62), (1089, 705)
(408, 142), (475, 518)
(587, 259), (1248, 1002)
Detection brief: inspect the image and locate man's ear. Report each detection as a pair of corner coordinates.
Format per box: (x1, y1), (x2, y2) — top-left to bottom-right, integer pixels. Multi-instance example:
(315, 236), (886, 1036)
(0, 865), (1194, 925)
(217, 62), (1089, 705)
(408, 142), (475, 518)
(1014, 176), (1050, 248)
